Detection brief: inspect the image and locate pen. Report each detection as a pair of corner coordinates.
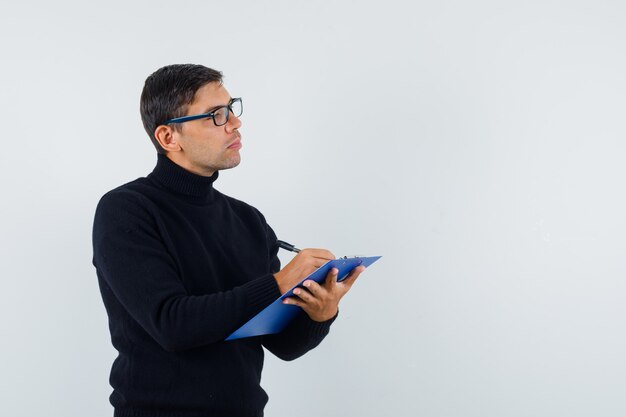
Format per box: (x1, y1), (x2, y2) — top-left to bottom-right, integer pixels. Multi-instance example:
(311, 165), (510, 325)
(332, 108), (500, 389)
(276, 240), (301, 253)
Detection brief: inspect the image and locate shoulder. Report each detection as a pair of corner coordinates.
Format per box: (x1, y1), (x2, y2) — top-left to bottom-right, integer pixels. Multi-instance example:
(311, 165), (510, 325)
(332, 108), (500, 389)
(219, 191), (269, 225)
(94, 178), (158, 223)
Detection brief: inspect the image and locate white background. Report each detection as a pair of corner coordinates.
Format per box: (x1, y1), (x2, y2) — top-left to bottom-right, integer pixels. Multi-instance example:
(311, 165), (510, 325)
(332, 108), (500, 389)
(1, 1), (625, 416)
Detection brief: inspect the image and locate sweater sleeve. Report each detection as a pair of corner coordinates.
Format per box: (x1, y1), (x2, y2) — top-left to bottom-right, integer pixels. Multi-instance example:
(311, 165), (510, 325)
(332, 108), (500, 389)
(92, 190), (280, 352)
(260, 221), (337, 361)
(262, 311), (338, 361)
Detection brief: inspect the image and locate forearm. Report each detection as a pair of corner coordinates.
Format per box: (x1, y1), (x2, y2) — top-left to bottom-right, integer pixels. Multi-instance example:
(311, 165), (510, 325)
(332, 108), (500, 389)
(139, 274), (279, 351)
(262, 310), (337, 361)
(98, 268), (281, 352)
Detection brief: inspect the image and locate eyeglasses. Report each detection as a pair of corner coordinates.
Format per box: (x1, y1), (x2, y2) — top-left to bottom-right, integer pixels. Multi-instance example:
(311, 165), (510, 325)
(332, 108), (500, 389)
(164, 97), (243, 127)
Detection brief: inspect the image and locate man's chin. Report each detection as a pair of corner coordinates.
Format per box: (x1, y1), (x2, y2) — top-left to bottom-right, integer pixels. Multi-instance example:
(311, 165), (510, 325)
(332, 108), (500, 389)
(219, 156), (241, 171)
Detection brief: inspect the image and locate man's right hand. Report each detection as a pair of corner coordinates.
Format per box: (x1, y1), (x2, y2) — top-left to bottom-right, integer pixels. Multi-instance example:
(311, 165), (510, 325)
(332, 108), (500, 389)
(274, 248), (336, 294)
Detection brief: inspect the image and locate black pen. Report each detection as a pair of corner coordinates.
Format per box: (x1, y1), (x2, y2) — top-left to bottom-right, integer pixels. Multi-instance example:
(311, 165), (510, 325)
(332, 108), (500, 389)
(276, 240), (301, 253)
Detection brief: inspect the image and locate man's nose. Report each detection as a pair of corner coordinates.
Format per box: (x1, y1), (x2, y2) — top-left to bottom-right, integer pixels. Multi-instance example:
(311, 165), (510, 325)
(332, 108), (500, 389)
(226, 113), (242, 131)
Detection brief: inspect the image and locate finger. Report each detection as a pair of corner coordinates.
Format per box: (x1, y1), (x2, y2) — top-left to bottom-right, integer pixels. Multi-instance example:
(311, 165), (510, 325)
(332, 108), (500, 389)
(300, 259), (331, 278)
(312, 258), (331, 267)
(282, 296), (305, 308)
(300, 248), (336, 260)
(339, 265), (366, 291)
(302, 278), (327, 297)
(324, 267), (339, 288)
(283, 297), (318, 320)
(301, 257), (332, 272)
(292, 287), (317, 304)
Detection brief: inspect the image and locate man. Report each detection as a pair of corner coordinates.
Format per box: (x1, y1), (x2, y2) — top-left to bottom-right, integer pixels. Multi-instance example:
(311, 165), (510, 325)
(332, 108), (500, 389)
(92, 64), (365, 417)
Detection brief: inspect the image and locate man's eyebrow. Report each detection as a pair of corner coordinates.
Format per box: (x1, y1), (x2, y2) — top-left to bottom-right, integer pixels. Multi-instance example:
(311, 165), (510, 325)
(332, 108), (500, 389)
(202, 97), (233, 114)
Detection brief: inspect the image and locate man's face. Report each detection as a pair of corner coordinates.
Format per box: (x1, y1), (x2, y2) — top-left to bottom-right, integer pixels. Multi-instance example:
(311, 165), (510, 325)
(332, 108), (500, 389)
(171, 82), (242, 176)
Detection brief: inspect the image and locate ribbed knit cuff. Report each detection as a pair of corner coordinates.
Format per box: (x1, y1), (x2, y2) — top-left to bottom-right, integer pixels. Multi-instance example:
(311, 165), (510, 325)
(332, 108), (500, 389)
(295, 308), (339, 339)
(241, 273), (282, 317)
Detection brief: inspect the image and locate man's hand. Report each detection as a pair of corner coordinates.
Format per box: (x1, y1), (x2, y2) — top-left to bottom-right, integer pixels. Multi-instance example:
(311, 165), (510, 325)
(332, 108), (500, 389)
(274, 248), (336, 294)
(282, 265), (366, 322)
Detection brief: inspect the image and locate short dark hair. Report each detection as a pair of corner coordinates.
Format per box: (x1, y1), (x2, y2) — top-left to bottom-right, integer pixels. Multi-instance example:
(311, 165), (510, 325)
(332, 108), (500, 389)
(140, 64), (223, 154)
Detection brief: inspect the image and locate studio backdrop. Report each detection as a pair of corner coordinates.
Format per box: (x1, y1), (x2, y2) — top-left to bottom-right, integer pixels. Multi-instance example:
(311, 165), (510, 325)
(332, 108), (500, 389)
(1, 1), (625, 416)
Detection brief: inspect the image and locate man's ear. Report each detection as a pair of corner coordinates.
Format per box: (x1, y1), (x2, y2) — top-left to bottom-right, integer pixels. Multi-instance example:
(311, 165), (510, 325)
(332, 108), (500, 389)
(154, 125), (182, 152)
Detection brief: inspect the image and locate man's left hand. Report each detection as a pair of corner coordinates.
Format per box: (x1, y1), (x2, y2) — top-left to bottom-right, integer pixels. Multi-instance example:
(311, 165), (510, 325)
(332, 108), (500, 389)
(282, 265), (366, 322)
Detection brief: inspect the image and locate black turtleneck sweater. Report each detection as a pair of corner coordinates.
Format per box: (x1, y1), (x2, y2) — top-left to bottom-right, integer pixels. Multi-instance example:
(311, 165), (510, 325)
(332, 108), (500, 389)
(92, 154), (335, 417)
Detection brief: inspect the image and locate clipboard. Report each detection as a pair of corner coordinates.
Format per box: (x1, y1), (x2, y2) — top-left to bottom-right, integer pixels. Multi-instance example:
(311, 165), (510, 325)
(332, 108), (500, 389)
(225, 256), (381, 341)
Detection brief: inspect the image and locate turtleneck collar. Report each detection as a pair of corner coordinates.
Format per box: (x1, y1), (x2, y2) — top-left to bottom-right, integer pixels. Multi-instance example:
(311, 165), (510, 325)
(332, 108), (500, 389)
(148, 153), (219, 203)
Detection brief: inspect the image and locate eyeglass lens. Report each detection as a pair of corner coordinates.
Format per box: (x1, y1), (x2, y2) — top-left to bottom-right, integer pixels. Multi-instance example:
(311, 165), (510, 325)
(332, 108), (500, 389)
(214, 99), (243, 126)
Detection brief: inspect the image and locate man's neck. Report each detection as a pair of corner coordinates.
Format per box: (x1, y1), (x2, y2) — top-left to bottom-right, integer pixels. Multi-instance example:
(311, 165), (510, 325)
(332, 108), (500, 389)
(165, 153), (216, 177)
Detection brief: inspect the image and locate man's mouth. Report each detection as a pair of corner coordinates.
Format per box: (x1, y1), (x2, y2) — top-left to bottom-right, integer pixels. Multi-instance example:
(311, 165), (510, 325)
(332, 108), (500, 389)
(227, 138), (242, 149)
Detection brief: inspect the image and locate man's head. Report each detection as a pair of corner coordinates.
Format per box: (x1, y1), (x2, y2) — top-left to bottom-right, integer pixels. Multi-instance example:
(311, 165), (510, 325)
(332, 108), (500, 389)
(140, 64), (243, 176)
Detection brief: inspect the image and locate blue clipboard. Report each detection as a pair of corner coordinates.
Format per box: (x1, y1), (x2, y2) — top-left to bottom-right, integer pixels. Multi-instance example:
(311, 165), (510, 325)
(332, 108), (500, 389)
(225, 256), (381, 341)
